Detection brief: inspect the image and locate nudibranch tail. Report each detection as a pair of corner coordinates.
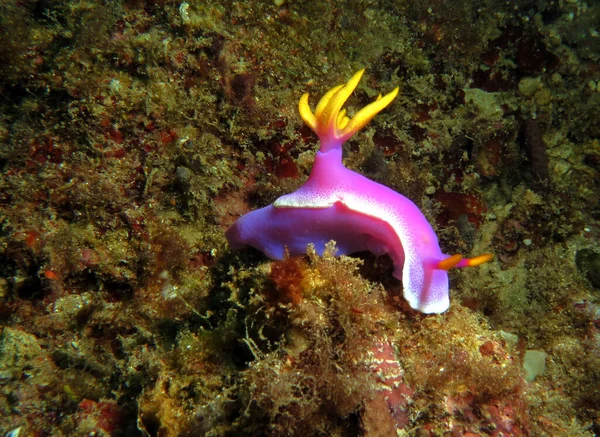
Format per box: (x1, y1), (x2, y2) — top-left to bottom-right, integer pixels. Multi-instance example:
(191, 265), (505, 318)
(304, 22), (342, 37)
(298, 69), (399, 152)
(457, 253), (494, 268)
(437, 254), (463, 271)
(437, 253), (494, 270)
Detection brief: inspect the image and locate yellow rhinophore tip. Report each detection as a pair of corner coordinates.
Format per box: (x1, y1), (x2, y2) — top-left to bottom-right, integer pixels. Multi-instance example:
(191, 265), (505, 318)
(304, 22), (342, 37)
(299, 92), (317, 131)
(464, 253), (494, 267)
(320, 69), (365, 131)
(338, 86), (399, 142)
(298, 69), (399, 149)
(438, 254), (463, 271)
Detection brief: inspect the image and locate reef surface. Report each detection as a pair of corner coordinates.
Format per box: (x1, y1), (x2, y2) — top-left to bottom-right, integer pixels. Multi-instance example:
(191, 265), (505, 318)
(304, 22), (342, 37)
(0, 0), (599, 436)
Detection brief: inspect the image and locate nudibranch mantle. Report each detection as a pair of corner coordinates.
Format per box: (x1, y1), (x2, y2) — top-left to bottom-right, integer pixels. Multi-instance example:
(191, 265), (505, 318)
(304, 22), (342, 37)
(226, 69), (492, 314)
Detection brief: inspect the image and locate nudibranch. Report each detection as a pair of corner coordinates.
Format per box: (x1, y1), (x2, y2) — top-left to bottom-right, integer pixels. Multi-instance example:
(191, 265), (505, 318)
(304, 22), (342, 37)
(226, 70), (492, 313)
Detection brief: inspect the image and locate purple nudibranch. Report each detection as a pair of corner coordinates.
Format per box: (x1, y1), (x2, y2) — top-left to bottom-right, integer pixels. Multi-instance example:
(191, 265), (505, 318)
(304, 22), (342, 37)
(226, 70), (492, 313)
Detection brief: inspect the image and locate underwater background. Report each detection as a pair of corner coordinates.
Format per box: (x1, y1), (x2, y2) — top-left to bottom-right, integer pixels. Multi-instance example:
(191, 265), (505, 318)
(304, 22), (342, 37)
(1, 0), (599, 435)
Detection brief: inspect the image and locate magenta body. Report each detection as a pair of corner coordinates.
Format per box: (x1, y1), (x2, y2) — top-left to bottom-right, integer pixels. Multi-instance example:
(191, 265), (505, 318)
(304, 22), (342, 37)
(226, 148), (451, 313)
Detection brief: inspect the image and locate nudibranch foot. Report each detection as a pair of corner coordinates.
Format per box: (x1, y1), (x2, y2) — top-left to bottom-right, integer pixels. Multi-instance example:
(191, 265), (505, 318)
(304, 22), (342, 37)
(226, 70), (492, 314)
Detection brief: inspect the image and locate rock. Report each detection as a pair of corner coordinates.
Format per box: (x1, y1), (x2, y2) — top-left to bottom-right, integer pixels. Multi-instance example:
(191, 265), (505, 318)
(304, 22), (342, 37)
(518, 76), (542, 97)
(523, 349), (547, 382)
(575, 249), (600, 289)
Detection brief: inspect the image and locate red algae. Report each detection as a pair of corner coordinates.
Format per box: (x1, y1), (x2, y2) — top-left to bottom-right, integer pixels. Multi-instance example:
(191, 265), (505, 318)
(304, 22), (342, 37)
(268, 257), (307, 306)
